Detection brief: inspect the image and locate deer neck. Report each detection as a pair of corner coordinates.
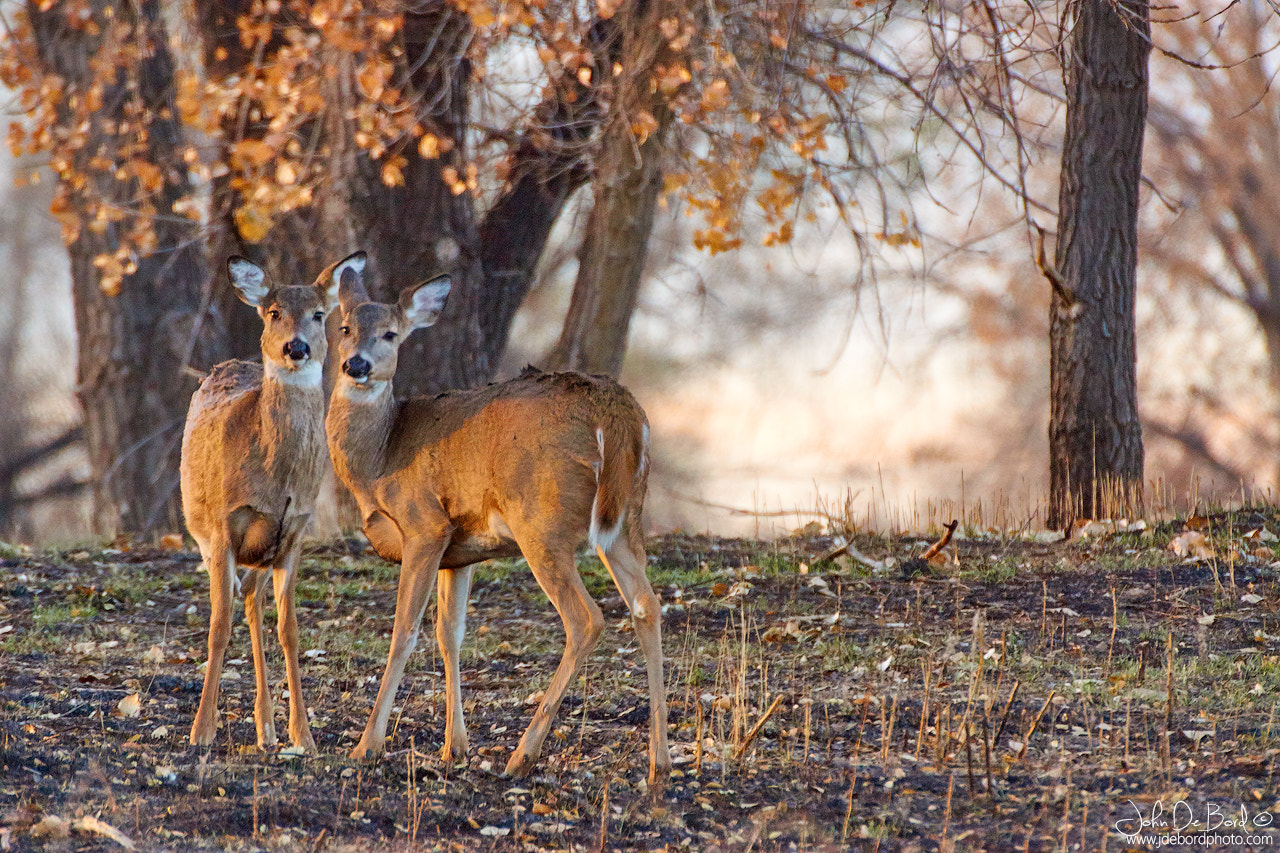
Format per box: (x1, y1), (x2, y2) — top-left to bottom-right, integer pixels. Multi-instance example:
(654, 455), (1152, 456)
(326, 379), (397, 508)
(258, 361), (325, 483)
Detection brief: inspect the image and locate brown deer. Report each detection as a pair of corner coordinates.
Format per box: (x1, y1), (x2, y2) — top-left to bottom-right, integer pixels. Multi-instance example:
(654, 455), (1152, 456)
(326, 265), (670, 784)
(180, 252), (362, 752)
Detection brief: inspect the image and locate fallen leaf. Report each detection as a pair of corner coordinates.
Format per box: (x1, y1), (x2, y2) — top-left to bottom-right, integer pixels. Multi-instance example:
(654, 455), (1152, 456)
(31, 816), (70, 840)
(117, 693), (142, 718)
(72, 816), (136, 850)
(1169, 531), (1214, 559)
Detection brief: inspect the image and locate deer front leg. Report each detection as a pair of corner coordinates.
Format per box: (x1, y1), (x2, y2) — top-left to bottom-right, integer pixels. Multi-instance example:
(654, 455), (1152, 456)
(273, 544), (317, 752)
(351, 534), (447, 761)
(191, 544), (236, 746)
(244, 567), (278, 748)
(436, 565), (474, 762)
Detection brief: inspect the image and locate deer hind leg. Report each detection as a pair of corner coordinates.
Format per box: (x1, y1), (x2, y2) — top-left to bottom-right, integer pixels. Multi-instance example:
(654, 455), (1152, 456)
(273, 543), (316, 752)
(351, 533), (447, 761)
(191, 542), (236, 746)
(505, 540), (604, 779)
(243, 567), (277, 748)
(599, 530), (671, 786)
(436, 564), (474, 762)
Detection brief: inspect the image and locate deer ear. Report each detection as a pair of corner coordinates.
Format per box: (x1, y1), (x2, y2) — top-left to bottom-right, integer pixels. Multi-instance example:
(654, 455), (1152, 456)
(399, 274), (451, 330)
(228, 257), (269, 307)
(330, 251), (367, 314)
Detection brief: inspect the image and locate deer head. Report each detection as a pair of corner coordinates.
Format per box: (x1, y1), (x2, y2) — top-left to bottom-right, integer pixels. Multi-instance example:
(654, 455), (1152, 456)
(334, 264), (451, 393)
(227, 256), (348, 384)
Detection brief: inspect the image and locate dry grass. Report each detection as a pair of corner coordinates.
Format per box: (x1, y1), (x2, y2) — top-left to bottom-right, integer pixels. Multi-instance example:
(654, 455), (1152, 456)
(2, 507), (1280, 850)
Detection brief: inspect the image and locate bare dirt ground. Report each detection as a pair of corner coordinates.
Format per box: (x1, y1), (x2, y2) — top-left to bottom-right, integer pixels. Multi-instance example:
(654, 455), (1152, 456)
(3, 511), (1280, 851)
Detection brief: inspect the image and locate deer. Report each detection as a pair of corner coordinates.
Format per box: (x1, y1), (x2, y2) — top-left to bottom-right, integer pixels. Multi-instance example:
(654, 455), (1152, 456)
(180, 251), (364, 752)
(325, 258), (671, 785)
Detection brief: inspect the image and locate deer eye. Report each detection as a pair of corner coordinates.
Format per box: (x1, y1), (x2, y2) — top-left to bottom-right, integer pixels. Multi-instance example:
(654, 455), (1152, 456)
(382, 331), (398, 342)
(339, 325), (351, 336)
(312, 311), (324, 322)
(268, 309), (281, 320)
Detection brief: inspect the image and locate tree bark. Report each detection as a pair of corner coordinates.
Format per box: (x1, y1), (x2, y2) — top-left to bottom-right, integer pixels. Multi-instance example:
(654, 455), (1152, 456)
(547, 0), (674, 377)
(546, 122), (668, 377)
(1047, 0), (1149, 529)
(330, 7), (606, 396)
(30, 0), (233, 536)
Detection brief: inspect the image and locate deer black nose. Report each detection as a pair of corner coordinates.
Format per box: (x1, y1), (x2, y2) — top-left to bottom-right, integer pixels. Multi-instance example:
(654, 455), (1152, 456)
(344, 355), (371, 378)
(283, 339), (310, 361)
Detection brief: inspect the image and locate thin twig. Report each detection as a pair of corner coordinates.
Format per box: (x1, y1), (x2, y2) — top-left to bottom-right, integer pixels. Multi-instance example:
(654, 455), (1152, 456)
(921, 520), (959, 561)
(1017, 691), (1056, 760)
(736, 694), (786, 760)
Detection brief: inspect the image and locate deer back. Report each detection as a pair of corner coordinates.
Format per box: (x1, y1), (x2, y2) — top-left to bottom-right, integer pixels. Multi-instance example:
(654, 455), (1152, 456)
(368, 371), (648, 567)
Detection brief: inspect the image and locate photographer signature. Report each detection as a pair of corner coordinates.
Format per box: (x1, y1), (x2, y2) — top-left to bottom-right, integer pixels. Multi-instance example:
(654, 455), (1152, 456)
(1114, 799), (1275, 836)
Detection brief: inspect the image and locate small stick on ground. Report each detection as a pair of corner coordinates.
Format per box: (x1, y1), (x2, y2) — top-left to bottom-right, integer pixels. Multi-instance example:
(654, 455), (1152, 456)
(993, 679), (1020, 747)
(596, 778), (611, 853)
(1018, 690), (1056, 760)
(921, 520), (959, 562)
(814, 538), (886, 571)
(963, 714), (976, 796)
(736, 694), (785, 760)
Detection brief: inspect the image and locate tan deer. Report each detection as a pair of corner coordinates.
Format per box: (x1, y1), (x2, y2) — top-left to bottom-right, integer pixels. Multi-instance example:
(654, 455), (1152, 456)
(325, 263), (670, 785)
(180, 252), (362, 752)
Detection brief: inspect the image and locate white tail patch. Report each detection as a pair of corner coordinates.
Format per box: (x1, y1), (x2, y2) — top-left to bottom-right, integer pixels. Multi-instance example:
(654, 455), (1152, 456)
(589, 426), (623, 553)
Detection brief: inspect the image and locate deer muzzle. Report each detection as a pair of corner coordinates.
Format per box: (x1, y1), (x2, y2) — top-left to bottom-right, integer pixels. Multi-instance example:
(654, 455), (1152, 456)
(282, 339), (311, 361)
(343, 354), (372, 381)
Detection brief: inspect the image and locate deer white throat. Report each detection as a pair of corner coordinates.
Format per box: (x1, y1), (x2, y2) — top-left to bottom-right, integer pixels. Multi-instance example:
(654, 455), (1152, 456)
(336, 376), (391, 399)
(265, 360), (323, 388)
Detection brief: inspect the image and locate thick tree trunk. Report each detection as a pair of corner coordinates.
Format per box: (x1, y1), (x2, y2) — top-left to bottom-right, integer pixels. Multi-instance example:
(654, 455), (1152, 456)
(31, 1), (233, 536)
(333, 8), (604, 396)
(547, 0), (676, 377)
(548, 113), (670, 377)
(1047, 0), (1149, 529)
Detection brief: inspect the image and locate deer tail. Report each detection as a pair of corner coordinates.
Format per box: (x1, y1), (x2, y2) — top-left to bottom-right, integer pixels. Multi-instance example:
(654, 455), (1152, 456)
(589, 416), (648, 554)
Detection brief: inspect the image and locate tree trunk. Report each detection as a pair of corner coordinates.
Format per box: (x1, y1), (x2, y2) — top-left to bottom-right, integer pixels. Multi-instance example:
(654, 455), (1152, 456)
(1047, 0), (1149, 530)
(31, 0), (233, 536)
(547, 0), (676, 377)
(330, 8), (606, 396)
(546, 127), (667, 377)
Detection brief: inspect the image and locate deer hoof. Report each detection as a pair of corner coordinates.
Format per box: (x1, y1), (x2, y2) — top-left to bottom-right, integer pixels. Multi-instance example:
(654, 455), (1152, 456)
(349, 740), (385, 762)
(503, 752), (535, 778)
(190, 720), (217, 747)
